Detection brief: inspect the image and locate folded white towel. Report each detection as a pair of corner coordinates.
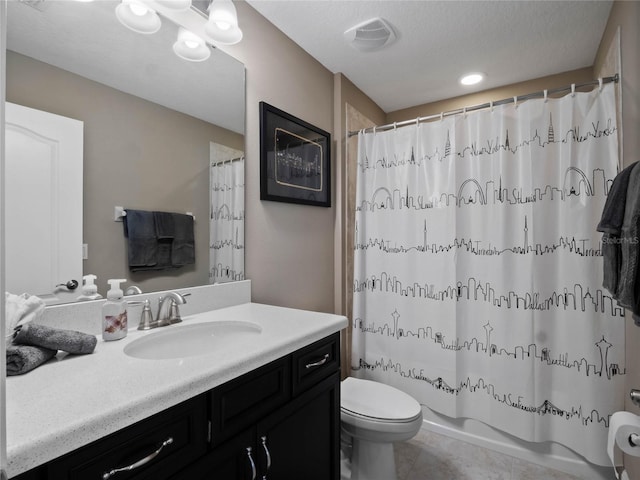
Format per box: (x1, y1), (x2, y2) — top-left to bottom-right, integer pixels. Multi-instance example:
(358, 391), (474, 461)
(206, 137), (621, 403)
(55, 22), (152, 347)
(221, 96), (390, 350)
(5, 292), (46, 347)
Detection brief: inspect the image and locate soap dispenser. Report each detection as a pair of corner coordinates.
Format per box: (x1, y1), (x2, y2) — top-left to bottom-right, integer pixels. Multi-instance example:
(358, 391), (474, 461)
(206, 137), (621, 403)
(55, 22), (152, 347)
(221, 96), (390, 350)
(77, 274), (103, 301)
(102, 279), (128, 341)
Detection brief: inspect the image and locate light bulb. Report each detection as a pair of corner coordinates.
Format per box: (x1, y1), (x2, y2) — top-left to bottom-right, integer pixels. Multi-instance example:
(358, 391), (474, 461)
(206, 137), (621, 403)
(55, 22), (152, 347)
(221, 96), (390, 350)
(173, 28), (211, 61)
(115, 0), (161, 34)
(204, 0), (242, 45)
(129, 3), (148, 16)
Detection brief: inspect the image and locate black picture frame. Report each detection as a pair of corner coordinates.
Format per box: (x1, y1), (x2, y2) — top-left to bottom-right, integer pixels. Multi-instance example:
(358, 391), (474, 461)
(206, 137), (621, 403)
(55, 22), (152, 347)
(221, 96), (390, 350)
(259, 102), (331, 207)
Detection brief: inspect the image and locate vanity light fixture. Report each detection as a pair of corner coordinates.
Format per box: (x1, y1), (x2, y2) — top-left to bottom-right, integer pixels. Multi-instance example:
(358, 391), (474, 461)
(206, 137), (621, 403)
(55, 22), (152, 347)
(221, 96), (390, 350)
(115, 0), (162, 34)
(204, 0), (243, 45)
(112, 0), (243, 60)
(460, 72), (485, 86)
(173, 27), (211, 61)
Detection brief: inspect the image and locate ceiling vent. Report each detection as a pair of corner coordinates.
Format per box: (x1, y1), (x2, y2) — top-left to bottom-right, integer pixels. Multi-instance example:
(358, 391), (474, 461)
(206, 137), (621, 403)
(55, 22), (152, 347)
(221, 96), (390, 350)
(344, 17), (396, 52)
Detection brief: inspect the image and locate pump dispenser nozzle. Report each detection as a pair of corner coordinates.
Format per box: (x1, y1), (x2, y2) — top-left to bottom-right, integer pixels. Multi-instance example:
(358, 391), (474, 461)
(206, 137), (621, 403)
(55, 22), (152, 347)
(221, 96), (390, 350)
(82, 274), (98, 295)
(76, 274), (102, 301)
(106, 279), (127, 300)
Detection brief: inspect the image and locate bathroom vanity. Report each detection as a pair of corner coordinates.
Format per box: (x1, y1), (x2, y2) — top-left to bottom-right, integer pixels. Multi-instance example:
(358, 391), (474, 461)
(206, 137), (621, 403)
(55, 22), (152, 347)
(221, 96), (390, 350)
(6, 283), (347, 479)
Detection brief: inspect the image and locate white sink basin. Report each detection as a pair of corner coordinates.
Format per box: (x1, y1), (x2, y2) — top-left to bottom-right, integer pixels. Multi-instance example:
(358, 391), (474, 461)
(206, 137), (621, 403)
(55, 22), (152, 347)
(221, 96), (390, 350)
(124, 321), (262, 360)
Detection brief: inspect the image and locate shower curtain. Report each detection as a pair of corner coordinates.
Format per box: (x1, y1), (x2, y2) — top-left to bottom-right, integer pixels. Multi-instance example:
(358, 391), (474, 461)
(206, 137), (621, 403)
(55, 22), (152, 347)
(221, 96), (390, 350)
(352, 83), (623, 465)
(210, 157), (245, 283)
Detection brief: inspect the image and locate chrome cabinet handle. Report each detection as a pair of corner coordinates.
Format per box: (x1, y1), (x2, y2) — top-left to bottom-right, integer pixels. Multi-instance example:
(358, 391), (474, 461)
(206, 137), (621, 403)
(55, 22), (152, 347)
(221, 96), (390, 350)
(102, 437), (173, 479)
(305, 353), (329, 369)
(261, 435), (272, 471)
(246, 447), (257, 480)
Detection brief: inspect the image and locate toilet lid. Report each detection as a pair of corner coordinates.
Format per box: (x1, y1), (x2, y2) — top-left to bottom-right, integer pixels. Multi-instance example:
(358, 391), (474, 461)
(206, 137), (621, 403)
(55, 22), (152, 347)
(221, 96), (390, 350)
(341, 377), (421, 421)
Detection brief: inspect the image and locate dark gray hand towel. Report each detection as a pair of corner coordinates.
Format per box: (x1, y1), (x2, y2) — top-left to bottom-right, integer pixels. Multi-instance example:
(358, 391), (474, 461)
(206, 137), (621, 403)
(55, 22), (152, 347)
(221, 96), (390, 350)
(124, 209), (158, 269)
(597, 162), (638, 234)
(153, 211), (176, 269)
(6, 345), (57, 376)
(14, 323), (97, 355)
(601, 234), (622, 295)
(153, 211), (175, 239)
(615, 164), (640, 306)
(171, 213), (195, 266)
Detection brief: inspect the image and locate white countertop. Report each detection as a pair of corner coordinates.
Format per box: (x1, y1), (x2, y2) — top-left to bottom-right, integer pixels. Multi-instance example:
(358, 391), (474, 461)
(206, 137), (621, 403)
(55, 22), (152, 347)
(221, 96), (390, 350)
(6, 302), (348, 477)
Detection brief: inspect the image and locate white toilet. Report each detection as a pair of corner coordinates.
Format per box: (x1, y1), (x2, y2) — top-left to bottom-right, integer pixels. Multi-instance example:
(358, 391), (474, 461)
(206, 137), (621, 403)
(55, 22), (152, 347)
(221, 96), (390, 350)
(340, 377), (423, 480)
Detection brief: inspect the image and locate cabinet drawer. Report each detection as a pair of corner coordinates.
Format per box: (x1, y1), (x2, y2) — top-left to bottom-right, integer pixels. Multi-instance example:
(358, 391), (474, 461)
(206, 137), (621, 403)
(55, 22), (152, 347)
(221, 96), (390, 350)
(292, 332), (340, 396)
(47, 395), (207, 480)
(211, 356), (290, 446)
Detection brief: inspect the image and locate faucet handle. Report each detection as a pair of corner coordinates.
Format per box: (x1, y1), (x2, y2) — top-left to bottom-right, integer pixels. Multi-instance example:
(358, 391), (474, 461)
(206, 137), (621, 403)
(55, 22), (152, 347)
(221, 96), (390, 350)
(168, 293), (191, 324)
(138, 299), (158, 330)
(168, 299), (183, 324)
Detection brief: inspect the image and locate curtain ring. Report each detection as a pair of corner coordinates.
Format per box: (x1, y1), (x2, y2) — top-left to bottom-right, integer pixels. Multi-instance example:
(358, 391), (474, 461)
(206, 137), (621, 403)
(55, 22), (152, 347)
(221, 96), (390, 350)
(373, 126), (377, 135)
(513, 96), (518, 109)
(463, 107), (467, 117)
(440, 112), (444, 122)
(571, 83), (576, 97)
(393, 122), (397, 131)
(598, 77), (604, 92)
(543, 89), (548, 103)
(489, 101), (494, 113)
(416, 117), (420, 127)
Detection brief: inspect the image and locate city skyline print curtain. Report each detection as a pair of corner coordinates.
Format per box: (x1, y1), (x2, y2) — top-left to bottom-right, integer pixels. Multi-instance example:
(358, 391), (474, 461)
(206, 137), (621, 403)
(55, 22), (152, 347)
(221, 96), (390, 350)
(352, 82), (623, 465)
(210, 157), (245, 283)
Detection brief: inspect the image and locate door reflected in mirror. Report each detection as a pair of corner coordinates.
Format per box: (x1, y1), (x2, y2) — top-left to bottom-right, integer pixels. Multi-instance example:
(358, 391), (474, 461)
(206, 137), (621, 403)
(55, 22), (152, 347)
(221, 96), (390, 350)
(5, 0), (245, 303)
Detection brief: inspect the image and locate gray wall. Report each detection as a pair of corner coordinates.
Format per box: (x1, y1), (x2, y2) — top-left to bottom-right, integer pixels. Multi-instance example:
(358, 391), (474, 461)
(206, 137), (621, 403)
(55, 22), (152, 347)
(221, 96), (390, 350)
(222, 3), (336, 313)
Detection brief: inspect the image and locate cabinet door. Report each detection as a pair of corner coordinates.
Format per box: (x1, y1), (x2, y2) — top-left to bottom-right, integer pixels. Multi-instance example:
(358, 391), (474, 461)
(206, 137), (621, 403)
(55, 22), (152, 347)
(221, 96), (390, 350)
(211, 356), (290, 447)
(256, 372), (340, 480)
(173, 429), (256, 480)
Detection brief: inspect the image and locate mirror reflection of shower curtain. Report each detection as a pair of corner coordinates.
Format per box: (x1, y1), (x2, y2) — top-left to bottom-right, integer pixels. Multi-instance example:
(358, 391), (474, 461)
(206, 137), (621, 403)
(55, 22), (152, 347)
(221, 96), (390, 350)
(352, 83), (623, 466)
(210, 156), (245, 283)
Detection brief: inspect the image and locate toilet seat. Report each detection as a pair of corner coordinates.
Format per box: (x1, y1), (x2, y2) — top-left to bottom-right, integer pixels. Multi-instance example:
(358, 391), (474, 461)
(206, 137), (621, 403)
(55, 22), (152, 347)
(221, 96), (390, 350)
(342, 408), (422, 424)
(341, 377), (422, 423)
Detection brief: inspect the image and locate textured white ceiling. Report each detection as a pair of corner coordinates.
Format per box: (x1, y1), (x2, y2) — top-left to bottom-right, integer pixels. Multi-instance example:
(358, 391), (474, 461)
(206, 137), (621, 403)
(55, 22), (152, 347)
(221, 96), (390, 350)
(247, 0), (613, 113)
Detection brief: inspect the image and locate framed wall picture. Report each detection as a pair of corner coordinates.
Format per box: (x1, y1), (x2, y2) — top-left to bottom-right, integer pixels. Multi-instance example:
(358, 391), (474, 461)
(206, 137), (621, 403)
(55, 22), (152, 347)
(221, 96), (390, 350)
(259, 102), (331, 207)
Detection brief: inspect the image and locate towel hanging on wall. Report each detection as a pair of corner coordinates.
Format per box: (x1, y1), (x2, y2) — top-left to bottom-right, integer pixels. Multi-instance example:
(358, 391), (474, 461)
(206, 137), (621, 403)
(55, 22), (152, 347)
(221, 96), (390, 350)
(123, 209), (195, 271)
(598, 161), (640, 324)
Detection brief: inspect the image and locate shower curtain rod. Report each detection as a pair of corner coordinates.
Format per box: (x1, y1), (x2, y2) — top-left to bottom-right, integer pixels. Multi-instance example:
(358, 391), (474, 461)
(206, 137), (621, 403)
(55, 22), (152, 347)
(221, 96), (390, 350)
(348, 74), (619, 137)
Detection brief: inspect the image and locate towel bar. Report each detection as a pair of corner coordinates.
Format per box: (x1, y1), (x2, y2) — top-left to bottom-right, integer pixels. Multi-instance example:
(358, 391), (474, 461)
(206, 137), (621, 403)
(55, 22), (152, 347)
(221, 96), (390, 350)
(114, 206), (195, 222)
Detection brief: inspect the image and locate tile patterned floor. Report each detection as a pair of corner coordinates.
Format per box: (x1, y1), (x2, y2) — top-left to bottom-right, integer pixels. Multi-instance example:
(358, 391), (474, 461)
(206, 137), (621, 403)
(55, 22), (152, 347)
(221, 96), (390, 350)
(394, 427), (587, 480)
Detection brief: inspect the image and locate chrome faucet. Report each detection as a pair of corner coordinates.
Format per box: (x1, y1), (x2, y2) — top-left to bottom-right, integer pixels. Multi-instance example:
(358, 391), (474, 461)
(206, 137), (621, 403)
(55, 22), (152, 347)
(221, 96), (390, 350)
(155, 292), (188, 327)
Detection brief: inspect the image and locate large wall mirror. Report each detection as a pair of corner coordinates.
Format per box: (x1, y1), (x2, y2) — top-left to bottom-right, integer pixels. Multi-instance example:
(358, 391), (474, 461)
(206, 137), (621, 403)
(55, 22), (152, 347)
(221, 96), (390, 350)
(5, 0), (245, 303)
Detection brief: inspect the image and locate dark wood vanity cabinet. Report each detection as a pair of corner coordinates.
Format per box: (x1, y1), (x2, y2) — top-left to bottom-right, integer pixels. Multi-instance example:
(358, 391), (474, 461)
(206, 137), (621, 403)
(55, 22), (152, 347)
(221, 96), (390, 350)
(175, 332), (341, 480)
(11, 333), (341, 480)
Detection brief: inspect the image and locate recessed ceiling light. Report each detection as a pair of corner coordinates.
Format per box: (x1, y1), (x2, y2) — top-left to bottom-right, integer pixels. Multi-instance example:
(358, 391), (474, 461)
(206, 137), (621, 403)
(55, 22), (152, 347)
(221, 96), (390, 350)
(460, 73), (485, 86)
